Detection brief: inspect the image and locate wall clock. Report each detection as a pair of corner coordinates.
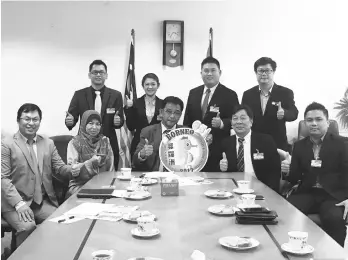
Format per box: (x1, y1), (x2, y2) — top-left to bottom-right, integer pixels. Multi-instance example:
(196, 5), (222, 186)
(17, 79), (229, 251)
(163, 20), (184, 67)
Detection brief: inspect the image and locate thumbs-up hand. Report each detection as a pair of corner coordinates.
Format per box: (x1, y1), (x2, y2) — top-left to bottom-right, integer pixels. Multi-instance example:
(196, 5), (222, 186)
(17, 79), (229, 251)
(140, 138), (154, 159)
(281, 152), (291, 177)
(211, 111), (222, 128)
(220, 152), (228, 172)
(277, 102), (285, 120)
(113, 111), (121, 126)
(65, 111), (75, 127)
(71, 163), (83, 177)
(126, 95), (133, 108)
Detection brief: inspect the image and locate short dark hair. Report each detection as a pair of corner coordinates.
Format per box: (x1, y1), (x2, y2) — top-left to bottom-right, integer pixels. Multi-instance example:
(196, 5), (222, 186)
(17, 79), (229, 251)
(201, 57), (220, 70)
(17, 103), (42, 122)
(254, 57), (277, 73)
(89, 60), (107, 72)
(162, 96), (184, 112)
(304, 102), (329, 119)
(141, 73), (160, 86)
(232, 104), (254, 120)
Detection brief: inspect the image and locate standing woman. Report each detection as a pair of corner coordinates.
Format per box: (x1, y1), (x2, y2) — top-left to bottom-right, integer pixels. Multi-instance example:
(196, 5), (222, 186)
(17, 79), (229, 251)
(66, 110), (114, 197)
(125, 73), (163, 160)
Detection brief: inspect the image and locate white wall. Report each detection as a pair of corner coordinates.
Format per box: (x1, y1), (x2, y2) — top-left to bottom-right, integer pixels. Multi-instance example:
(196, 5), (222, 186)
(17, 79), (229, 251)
(2, 0), (348, 140)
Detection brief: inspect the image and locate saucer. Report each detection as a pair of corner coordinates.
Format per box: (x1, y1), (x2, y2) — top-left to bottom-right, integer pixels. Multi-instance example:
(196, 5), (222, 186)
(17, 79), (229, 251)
(131, 227), (160, 238)
(233, 188), (254, 194)
(236, 204), (261, 209)
(208, 204), (240, 216)
(141, 178), (158, 186)
(128, 257), (163, 260)
(219, 236), (259, 250)
(117, 175), (132, 181)
(189, 176), (205, 182)
(281, 243), (314, 255)
(204, 190), (233, 199)
(111, 190), (127, 198)
(123, 211), (156, 223)
(124, 191), (151, 200)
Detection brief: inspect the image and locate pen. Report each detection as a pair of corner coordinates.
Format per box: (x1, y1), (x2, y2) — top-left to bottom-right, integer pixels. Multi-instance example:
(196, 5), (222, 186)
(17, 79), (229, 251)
(58, 216), (74, 223)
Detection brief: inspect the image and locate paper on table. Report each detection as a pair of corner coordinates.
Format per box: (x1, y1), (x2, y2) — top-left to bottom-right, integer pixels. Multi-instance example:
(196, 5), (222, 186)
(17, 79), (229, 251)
(64, 202), (115, 218)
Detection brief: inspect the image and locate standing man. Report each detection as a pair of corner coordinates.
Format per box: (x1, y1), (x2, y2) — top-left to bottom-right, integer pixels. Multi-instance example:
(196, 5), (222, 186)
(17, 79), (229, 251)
(286, 102), (348, 247)
(65, 60), (124, 169)
(2, 103), (80, 247)
(242, 57), (298, 152)
(184, 57), (239, 172)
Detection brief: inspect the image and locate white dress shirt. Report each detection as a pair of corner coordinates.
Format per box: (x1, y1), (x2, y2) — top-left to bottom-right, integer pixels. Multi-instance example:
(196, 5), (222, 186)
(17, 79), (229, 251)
(201, 83), (219, 107)
(236, 131), (255, 177)
(19, 132), (38, 160)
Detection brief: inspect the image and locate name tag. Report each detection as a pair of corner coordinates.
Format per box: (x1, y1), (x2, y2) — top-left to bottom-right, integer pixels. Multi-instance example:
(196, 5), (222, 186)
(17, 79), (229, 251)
(209, 106), (219, 113)
(106, 108), (115, 114)
(311, 159), (322, 168)
(253, 153), (264, 160)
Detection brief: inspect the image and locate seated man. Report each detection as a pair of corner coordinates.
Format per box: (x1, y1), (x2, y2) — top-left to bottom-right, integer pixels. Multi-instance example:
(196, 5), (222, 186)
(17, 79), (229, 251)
(133, 96), (185, 171)
(1, 103), (80, 247)
(219, 105), (281, 192)
(286, 102), (348, 247)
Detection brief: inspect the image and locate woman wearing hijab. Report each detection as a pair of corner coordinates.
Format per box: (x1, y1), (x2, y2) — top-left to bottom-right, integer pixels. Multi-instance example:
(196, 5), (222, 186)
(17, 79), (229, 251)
(66, 110), (114, 197)
(124, 73), (163, 160)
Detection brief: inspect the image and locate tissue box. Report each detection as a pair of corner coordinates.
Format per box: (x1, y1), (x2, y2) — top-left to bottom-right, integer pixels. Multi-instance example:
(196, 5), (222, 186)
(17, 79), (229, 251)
(160, 178), (179, 196)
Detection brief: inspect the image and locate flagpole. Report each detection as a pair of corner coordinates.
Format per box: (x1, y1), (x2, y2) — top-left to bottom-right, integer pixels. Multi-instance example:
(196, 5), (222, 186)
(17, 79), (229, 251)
(209, 27), (213, 57)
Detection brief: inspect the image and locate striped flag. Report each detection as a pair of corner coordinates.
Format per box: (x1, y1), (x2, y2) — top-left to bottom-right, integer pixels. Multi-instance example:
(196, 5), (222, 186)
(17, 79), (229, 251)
(117, 30), (137, 169)
(206, 27), (213, 57)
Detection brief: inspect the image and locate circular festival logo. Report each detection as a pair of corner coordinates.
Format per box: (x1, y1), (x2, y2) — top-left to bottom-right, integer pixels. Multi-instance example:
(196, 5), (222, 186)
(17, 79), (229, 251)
(159, 128), (209, 172)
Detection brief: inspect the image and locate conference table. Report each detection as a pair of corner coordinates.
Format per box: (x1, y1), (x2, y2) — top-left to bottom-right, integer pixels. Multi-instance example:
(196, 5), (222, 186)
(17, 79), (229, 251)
(8, 171), (348, 260)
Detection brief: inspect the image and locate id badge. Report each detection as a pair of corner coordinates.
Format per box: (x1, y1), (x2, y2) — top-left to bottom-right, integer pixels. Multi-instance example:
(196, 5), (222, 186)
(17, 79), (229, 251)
(311, 159), (322, 168)
(209, 106), (219, 113)
(106, 108), (115, 114)
(253, 153), (264, 160)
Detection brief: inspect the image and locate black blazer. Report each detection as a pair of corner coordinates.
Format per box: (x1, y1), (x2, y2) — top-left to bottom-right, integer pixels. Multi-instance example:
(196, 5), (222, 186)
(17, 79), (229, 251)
(124, 95), (163, 157)
(241, 83), (298, 151)
(183, 83), (239, 171)
(220, 132), (281, 192)
(65, 86), (124, 160)
(288, 133), (348, 201)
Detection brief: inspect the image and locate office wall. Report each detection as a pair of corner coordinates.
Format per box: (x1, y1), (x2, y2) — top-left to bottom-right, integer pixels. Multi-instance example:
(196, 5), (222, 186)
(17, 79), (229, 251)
(2, 0), (348, 140)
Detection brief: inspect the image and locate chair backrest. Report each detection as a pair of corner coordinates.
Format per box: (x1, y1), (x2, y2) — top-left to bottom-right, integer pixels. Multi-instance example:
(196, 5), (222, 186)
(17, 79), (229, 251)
(49, 135), (73, 164)
(297, 119), (339, 140)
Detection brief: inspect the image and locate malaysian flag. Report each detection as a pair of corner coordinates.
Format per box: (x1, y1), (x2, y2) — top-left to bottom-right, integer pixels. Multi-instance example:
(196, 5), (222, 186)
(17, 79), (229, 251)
(117, 30), (137, 169)
(207, 27), (213, 57)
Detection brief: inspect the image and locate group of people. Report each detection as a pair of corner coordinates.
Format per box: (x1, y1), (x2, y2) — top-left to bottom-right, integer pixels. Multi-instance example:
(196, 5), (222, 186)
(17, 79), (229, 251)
(1, 57), (347, 249)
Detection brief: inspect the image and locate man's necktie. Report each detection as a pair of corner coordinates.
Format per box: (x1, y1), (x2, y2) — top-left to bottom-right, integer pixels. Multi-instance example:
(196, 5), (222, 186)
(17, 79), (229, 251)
(27, 140), (43, 205)
(237, 138), (245, 172)
(95, 91), (102, 115)
(201, 89), (211, 119)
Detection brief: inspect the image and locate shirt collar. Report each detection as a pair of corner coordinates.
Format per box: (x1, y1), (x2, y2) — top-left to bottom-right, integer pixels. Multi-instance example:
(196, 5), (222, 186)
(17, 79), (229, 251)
(91, 85), (105, 95)
(310, 133), (326, 145)
(18, 131), (37, 144)
(259, 83), (274, 95)
(161, 123), (176, 134)
(236, 130), (251, 143)
(204, 83), (219, 95)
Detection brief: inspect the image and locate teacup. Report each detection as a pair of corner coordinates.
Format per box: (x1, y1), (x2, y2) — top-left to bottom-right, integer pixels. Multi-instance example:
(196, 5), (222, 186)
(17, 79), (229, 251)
(237, 180), (250, 191)
(92, 249), (114, 260)
(288, 231), (308, 251)
(129, 177), (142, 191)
(137, 216), (156, 233)
(120, 168), (132, 178)
(241, 194), (256, 206)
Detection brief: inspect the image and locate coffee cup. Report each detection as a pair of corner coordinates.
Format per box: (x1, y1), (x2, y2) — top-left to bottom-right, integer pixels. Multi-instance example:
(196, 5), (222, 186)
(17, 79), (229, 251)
(237, 180), (250, 190)
(129, 177), (142, 191)
(241, 194), (256, 206)
(121, 168), (132, 178)
(137, 216), (156, 233)
(288, 231), (308, 251)
(92, 249), (114, 260)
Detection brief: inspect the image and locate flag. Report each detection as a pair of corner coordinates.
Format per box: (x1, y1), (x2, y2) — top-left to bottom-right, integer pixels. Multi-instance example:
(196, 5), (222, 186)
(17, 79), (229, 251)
(206, 28), (213, 57)
(117, 31), (137, 169)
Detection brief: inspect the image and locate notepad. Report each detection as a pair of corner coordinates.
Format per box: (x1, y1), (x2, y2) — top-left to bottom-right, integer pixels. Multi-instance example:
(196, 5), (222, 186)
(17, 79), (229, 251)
(76, 188), (115, 199)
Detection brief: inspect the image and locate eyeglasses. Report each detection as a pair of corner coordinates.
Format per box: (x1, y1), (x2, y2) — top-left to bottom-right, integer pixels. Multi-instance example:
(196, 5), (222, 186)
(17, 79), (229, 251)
(202, 68), (220, 75)
(90, 71), (107, 76)
(256, 69), (273, 75)
(87, 122), (102, 127)
(20, 117), (40, 123)
(164, 109), (182, 117)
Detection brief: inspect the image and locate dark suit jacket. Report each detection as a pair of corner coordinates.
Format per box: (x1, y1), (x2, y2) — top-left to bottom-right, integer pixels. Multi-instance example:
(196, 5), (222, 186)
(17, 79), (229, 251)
(66, 86), (124, 165)
(133, 123), (183, 171)
(241, 83), (298, 151)
(1, 132), (72, 212)
(124, 95), (163, 157)
(220, 132), (281, 192)
(287, 133), (348, 201)
(183, 83), (239, 171)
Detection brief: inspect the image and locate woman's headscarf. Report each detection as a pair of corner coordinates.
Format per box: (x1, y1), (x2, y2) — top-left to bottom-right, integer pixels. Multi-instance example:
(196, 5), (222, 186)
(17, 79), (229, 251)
(71, 110), (109, 166)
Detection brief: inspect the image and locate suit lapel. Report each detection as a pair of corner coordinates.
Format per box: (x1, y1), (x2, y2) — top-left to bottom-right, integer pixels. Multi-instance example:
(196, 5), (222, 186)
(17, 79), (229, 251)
(196, 86), (205, 120)
(13, 132), (37, 175)
(85, 87), (94, 110)
(101, 87), (111, 119)
(150, 96), (161, 124)
(138, 96), (147, 122)
(36, 136), (44, 175)
(252, 87), (263, 117)
(230, 135), (238, 169)
(250, 133), (257, 170)
(264, 84), (278, 116)
(208, 84), (221, 108)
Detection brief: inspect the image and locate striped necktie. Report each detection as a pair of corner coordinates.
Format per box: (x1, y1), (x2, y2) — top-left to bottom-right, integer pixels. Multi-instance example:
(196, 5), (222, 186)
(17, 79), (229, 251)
(27, 139), (43, 205)
(201, 88), (211, 119)
(237, 138), (245, 172)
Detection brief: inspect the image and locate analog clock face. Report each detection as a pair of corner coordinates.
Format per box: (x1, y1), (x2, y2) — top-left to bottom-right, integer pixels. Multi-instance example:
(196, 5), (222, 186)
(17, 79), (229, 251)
(166, 23), (181, 42)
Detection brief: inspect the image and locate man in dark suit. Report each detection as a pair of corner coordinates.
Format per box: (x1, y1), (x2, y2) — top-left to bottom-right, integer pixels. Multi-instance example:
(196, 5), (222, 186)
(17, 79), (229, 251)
(65, 60), (124, 169)
(241, 57), (298, 152)
(219, 105), (281, 192)
(184, 57), (239, 172)
(286, 102), (348, 247)
(2, 103), (80, 246)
